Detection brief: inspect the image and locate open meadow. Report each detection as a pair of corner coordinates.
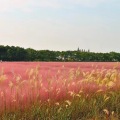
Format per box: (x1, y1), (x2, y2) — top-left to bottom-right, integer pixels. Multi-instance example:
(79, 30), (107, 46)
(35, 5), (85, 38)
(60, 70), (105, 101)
(0, 62), (120, 120)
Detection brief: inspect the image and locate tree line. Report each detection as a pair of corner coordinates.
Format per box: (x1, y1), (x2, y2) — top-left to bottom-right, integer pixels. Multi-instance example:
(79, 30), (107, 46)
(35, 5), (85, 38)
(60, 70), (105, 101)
(0, 45), (120, 62)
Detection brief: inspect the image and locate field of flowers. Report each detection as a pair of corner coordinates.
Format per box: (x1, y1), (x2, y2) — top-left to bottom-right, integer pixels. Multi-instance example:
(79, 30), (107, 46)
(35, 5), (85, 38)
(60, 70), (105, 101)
(0, 62), (120, 120)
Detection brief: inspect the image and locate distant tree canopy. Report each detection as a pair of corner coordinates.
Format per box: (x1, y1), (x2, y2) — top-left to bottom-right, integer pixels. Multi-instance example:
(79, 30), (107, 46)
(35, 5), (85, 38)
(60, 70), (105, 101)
(0, 45), (120, 62)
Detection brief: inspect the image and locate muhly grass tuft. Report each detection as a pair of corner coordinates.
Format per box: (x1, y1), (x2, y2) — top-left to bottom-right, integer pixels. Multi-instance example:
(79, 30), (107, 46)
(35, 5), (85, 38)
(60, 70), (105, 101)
(0, 64), (120, 119)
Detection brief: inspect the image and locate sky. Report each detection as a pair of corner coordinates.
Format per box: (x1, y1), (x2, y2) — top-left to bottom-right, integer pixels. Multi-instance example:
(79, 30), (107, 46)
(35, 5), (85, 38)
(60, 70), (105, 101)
(0, 0), (120, 53)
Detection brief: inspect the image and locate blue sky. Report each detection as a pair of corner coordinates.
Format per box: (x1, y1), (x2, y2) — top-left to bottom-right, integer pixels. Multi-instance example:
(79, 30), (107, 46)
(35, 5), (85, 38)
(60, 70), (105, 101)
(0, 0), (120, 52)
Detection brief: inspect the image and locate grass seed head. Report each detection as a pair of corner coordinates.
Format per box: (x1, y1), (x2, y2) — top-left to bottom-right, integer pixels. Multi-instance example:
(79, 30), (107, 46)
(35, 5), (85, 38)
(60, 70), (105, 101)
(96, 89), (103, 93)
(79, 90), (83, 94)
(111, 111), (114, 115)
(9, 81), (14, 88)
(65, 100), (71, 106)
(1, 91), (4, 97)
(0, 75), (7, 82)
(107, 81), (115, 87)
(103, 109), (109, 115)
(104, 96), (110, 102)
(68, 91), (75, 97)
(55, 102), (60, 106)
(76, 94), (81, 98)
(12, 99), (16, 103)
(57, 107), (62, 113)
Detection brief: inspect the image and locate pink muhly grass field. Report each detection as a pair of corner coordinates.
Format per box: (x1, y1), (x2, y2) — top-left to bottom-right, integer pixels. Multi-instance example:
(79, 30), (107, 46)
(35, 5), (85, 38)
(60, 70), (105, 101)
(0, 62), (119, 114)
